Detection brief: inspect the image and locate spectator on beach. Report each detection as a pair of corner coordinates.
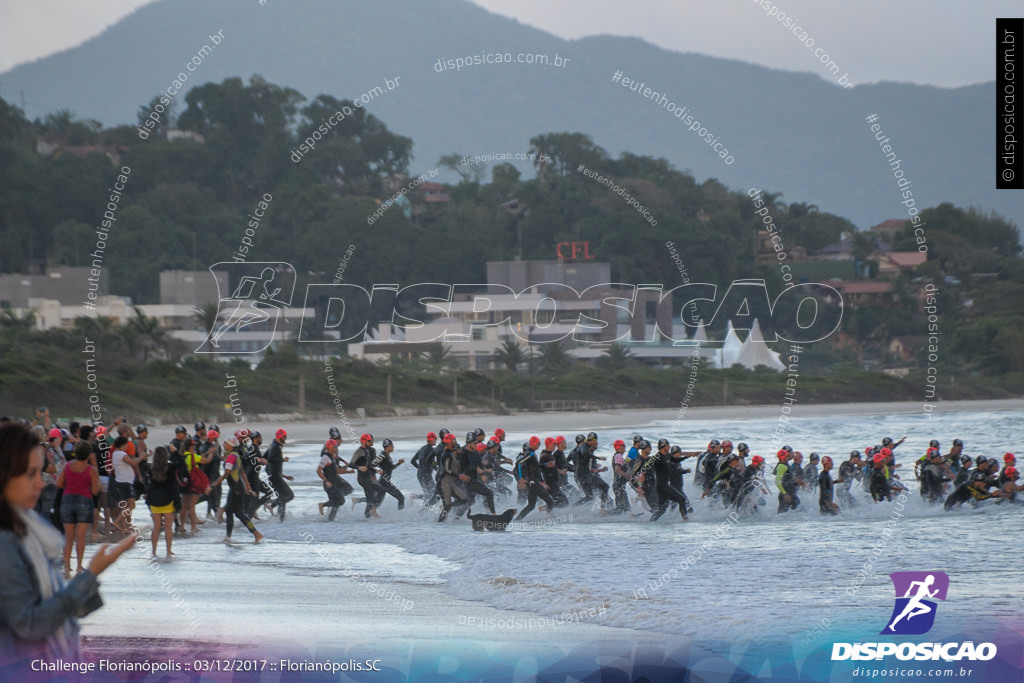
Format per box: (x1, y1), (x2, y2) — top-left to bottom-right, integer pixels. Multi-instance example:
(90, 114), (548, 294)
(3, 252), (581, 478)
(57, 443), (100, 577)
(0, 422), (134, 662)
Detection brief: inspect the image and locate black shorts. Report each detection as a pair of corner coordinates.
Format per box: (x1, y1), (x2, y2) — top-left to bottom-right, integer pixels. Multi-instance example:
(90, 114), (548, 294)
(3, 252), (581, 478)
(112, 481), (135, 504)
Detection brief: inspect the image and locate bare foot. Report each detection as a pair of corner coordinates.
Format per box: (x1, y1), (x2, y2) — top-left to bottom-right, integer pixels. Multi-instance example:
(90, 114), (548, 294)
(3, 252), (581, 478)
(253, 532), (264, 544)
(318, 502), (325, 516)
(165, 551), (175, 559)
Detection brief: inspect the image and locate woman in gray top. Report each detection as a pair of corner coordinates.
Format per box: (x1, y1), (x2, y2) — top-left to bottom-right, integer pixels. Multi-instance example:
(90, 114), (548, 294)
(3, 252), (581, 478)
(0, 422), (133, 665)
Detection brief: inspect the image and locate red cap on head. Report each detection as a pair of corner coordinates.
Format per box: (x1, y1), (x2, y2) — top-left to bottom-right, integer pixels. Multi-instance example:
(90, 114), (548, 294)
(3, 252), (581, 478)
(207, 429), (219, 439)
(613, 439), (626, 449)
(1006, 466), (1018, 478)
(544, 437), (556, 450)
(494, 428), (506, 438)
(821, 456), (833, 466)
(426, 431), (437, 441)
(275, 428), (287, 440)
(360, 433), (373, 444)
(1005, 453), (1016, 462)
(475, 442), (487, 453)
(48, 428), (62, 440)
(443, 433), (457, 444)
(528, 436), (541, 449)
(777, 449), (788, 460)
(873, 452), (886, 464)
(325, 439), (338, 449)
(235, 428), (250, 440)
(751, 455), (765, 466)
(96, 426), (107, 436)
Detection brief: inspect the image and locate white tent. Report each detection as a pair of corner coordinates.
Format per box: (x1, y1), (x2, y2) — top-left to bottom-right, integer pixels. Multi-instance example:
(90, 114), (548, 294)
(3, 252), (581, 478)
(720, 320), (743, 368)
(733, 318), (786, 371)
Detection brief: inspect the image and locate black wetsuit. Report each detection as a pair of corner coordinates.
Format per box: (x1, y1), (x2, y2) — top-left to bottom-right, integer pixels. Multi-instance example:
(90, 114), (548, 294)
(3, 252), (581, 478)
(351, 446), (385, 518)
(804, 463), (819, 494)
(222, 452), (258, 539)
(629, 456), (659, 511)
(567, 445), (586, 500)
(574, 443), (609, 506)
(774, 462), (800, 513)
(373, 451), (405, 509)
(264, 440), (294, 520)
(411, 443), (437, 498)
(554, 448), (579, 501)
(458, 447), (495, 514)
(540, 450), (568, 508)
(650, 451), (689, 521)
(919, 463), (949, 504)
(734, 465), (764, 511)
(818, 470), (837, 515)
(869, 466), (891, 502)
(515, 452), (554, 520)
(482, 451), (513, 497)
(437, 446), (468, 521)
(944, 482), (995, 510)
(611, 452), (631, 514)
(198, 440), (222, 516)
(697, 450), (719, 493)
(320, 450), (347, 521)
(837, 460), (860, 506)
(243, 443), (271, 518)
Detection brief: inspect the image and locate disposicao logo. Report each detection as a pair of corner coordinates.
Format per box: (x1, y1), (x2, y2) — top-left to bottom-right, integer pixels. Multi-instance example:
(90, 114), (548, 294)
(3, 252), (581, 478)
(832, 571), (997, 662)
(881, 571), (948, 635)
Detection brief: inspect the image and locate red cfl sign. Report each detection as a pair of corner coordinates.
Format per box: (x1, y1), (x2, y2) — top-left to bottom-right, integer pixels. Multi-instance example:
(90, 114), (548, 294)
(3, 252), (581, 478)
(556, 241), (595, 261)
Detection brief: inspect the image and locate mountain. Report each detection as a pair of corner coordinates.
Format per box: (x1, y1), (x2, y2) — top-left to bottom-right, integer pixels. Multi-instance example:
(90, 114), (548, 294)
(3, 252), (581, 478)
(1, 0), (1015, 232)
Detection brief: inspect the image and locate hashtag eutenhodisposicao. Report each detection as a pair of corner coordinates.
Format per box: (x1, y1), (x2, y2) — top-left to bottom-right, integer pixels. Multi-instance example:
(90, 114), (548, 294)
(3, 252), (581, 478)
(611, 70), (734, 165)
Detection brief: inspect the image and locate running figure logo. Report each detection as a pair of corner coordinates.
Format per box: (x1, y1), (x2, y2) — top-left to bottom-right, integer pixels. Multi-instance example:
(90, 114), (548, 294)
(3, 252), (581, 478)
(881, 571), (949, 635)
(196, 262), (295, 354)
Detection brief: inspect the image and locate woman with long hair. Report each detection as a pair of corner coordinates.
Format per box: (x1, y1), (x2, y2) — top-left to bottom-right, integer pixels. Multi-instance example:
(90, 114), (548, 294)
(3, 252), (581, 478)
(0, 422), (133, 663)
(145, 446), (178, 558)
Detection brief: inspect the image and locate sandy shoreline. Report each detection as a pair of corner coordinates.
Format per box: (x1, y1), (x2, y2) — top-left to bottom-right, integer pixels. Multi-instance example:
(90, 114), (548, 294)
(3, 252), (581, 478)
(220, 398), (1020, 443)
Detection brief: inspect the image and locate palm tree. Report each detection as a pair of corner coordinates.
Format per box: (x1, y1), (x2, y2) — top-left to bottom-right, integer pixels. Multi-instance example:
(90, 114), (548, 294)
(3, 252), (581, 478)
(127, 306), (166, 362)
(538, 339), (573, 374)
(492, 339), (526, 372)
(420, 342), (453, 372)
(599, 342), (634, 370)
(193, 302), (220, 335)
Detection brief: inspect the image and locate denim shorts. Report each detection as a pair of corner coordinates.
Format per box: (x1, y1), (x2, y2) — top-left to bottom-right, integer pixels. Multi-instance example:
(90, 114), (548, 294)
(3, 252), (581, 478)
(60, 494), (94, 525)
(111, 481), (135, 504)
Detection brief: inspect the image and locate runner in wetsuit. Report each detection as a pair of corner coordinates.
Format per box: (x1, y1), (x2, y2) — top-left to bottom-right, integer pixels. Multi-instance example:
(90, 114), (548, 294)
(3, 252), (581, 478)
(264, 429), (295, 521)
(999, 453), (1017, 487)
(317, 439), (354, 520)
(458, 441), (495, 514)
(428, 428), (451, 507)
(869, 451), (892, 502)
(943, 477), (1008, 510)
(628, 440), (658, 513)
(574, 432), (610, 508)
(734, 455), (768, 512)
(206, 437), (262, 544)
(650, 440), (691, 521)
(437, 433), (469, 522)
(351, 434), (385, 518)
(715, 454), (744, 508)
(551, 435), (578, 502)
(567, 434), (587, 501)
(410, 432), (438, 499)
(804, 453), (820, 494)
(818, 456), (842, 515)
(697, 440), (722, 496)
(198, 428), (223, 520)
(482, 439), (513, 498)
(539, 438), (568, 509)
(611, 439), (631, 514)
(371, 438), (405, 510)
(515, 437), (555, 520)
(919, 448), (950, 504)
(837, 451), (863, 507)
(774, 450), (802, 513)
(999, 466), (1023, 503)
(491, 429), (516, 496)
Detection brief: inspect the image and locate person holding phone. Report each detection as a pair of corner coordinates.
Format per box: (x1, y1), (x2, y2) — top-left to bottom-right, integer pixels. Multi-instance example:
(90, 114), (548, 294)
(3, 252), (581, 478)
(0, 422), (134, 663)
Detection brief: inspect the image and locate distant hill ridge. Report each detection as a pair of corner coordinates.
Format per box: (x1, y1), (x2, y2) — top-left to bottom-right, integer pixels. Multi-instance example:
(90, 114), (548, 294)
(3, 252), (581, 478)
(0, 0), (1012, 231)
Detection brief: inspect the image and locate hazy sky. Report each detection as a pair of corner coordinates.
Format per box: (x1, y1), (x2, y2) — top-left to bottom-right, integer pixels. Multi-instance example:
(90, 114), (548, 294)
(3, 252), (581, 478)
(0, 0), (1015, 87)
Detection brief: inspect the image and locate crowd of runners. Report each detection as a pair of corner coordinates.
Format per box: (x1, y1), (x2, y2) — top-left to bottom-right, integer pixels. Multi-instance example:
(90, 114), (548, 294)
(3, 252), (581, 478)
(17, 410), (1023, 573)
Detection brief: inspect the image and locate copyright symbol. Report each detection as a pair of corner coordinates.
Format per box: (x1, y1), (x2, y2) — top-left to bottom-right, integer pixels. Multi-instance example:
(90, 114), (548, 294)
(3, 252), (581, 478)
(1003, 168), (1015, 182)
